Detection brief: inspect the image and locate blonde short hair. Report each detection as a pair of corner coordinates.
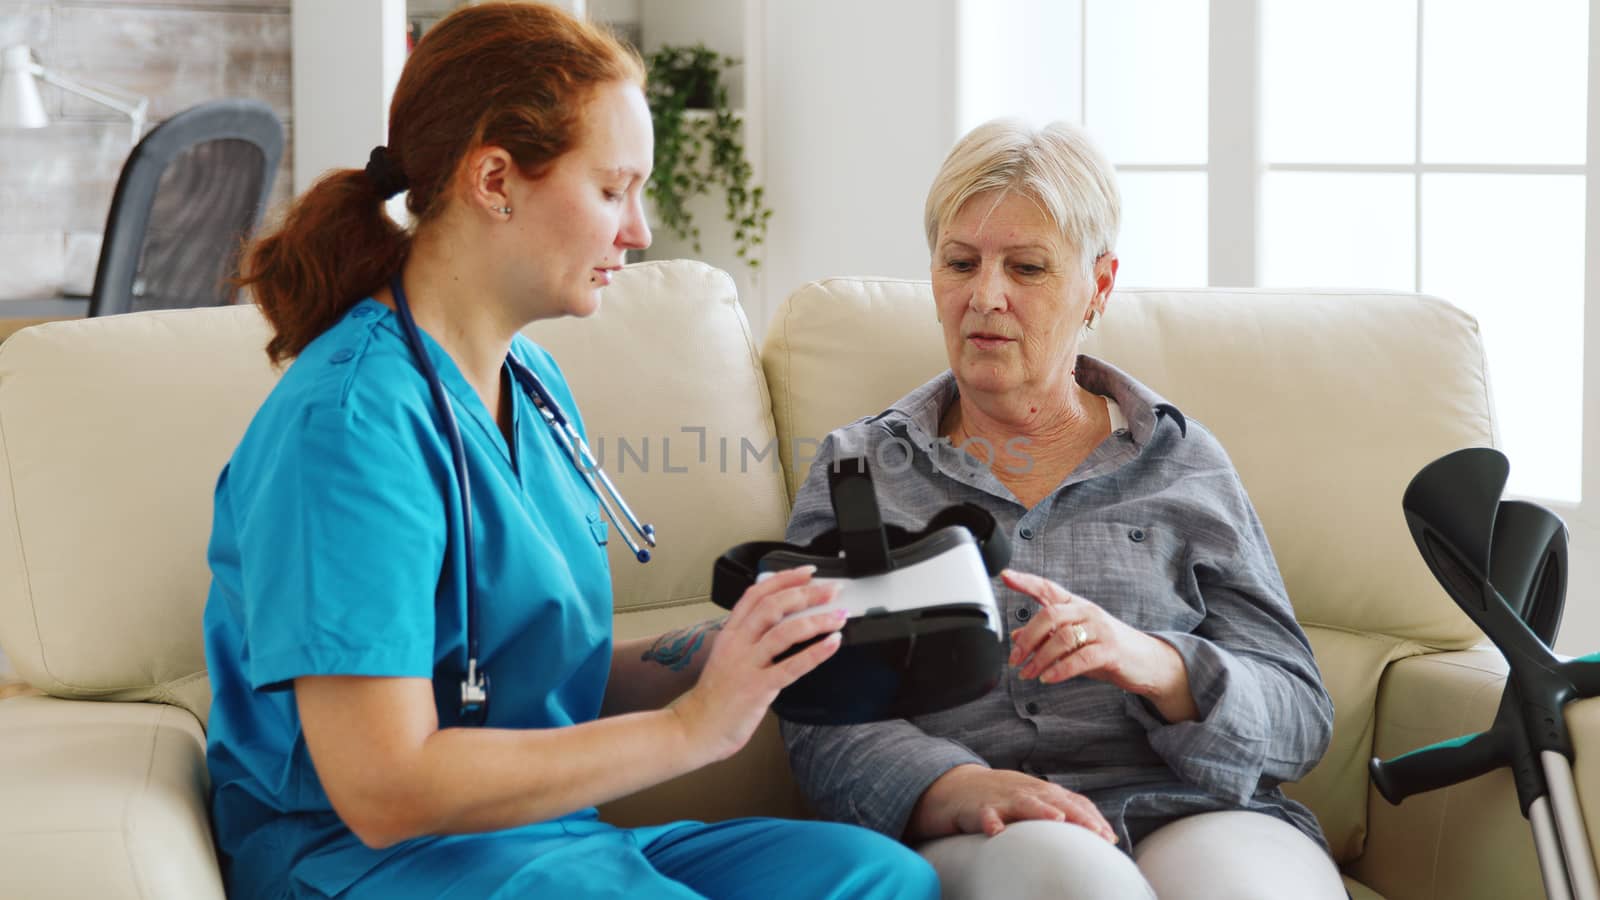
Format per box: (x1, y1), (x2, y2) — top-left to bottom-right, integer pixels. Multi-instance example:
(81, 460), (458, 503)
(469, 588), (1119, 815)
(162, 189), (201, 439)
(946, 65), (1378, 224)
(924, 119), (1121, 277)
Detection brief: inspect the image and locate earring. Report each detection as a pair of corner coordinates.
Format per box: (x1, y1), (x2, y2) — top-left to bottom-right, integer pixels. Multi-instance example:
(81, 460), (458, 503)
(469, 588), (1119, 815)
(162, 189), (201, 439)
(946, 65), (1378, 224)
(1084, 308), (1100, 330)
(492, 205), (512, 216)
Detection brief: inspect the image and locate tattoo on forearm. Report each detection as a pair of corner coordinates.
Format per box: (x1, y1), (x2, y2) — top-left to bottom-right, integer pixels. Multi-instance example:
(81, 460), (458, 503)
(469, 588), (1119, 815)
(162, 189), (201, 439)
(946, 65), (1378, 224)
(642, 618), (725, 672)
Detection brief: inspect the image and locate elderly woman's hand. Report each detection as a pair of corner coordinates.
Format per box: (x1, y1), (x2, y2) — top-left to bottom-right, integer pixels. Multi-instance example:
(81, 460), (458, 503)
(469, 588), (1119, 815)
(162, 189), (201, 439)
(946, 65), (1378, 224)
(907, 763), (1117, 843)
(1001, 569), (1199, 724)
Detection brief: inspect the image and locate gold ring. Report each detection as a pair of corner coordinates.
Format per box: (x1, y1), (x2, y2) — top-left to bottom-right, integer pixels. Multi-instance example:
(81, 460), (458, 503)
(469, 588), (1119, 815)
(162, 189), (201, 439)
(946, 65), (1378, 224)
(1070, 623), (1090, 650)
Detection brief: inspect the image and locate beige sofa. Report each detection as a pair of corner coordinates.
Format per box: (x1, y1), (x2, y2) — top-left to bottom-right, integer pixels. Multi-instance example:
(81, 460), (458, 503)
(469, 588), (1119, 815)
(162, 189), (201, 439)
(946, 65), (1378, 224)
(0, 259), (1578, 898)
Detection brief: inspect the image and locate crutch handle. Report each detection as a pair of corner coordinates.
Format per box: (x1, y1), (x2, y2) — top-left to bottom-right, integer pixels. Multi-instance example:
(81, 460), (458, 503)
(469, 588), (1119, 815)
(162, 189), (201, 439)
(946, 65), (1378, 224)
(1562, 653), (1600, 697)
(1370, 730), (1505, 805)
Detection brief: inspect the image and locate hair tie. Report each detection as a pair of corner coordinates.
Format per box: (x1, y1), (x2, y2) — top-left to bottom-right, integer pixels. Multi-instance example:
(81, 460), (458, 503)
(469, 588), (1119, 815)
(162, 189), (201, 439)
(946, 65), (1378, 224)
(364, 145), (409, 200)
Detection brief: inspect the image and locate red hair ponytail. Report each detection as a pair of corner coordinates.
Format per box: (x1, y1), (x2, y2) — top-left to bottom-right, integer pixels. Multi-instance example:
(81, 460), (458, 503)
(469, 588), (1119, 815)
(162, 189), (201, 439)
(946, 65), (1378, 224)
(242, 2), (644, 364)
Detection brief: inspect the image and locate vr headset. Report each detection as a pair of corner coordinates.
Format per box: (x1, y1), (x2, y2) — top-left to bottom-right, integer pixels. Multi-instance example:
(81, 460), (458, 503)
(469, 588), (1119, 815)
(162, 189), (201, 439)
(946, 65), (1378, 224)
(712, 457), (1009, 725)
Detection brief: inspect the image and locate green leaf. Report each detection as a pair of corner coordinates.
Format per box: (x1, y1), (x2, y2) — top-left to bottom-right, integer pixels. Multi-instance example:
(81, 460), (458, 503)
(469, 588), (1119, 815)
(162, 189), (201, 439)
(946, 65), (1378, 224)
(644, 42), (772, 271)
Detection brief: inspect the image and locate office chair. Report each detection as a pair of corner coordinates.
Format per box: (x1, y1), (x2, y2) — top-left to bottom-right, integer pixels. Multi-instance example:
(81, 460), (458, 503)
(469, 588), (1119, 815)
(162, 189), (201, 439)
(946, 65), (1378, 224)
(88, 98), (284, 317)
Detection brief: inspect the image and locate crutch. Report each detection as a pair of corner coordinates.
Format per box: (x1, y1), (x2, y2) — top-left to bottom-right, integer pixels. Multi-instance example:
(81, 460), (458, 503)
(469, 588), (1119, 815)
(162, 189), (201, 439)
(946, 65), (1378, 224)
(1368, 447), (1600, 900)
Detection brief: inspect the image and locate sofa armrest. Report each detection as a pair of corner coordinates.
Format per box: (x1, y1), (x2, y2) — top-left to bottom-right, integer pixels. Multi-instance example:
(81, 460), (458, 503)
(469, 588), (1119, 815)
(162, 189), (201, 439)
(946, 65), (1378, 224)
(1346, 647), (1540, 900)
(0, 695), (224, 899)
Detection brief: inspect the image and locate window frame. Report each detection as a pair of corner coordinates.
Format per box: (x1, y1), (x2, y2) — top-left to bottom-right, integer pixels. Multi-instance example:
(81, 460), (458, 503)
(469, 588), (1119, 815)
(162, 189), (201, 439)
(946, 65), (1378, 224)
(1081, 0), (1600, 650)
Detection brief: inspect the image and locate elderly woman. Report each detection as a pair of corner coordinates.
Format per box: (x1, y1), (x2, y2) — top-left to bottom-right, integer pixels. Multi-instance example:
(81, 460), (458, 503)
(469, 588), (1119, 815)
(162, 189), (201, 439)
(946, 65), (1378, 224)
(780, 119), (1345, 900)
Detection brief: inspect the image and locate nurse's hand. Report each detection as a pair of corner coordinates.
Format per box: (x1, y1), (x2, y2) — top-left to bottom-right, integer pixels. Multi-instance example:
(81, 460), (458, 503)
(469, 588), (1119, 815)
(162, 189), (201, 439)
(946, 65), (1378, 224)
(672, 566), (845, 763)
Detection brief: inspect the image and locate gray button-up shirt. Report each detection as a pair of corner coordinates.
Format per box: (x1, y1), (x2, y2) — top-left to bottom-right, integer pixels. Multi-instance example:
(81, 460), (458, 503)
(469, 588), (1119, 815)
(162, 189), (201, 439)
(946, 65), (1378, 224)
(779, 356), (1334, 850)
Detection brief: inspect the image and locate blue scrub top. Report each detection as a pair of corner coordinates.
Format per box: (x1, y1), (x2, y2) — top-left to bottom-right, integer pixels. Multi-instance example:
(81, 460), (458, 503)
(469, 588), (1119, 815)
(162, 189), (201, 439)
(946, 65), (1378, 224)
(203, 298), (615, 899)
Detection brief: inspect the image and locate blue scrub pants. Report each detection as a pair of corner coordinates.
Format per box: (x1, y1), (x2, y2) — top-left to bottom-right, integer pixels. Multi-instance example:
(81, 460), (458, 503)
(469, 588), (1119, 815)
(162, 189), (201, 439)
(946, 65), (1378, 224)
(342, 817), (940, 899)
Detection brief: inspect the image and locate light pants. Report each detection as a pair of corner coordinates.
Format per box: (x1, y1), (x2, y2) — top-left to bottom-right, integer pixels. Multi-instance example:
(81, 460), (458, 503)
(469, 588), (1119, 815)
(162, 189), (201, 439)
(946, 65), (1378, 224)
(918, 811), (1347, 900)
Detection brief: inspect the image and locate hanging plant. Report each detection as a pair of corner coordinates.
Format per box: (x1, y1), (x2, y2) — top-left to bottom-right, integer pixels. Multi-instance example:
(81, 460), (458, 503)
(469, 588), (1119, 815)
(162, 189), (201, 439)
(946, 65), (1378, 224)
(645, 44), (772, 270)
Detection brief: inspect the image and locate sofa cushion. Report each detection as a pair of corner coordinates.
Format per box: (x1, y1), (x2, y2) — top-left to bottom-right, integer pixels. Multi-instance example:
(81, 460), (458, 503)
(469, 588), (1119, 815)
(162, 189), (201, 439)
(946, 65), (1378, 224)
(1285, 625), (1415, 862)
(0, 695), (223, 899)
(762, 278), (1498, 862)
(530, 260), (790, 615)
(763, 276), (948, 497)
(1083, 288), (1492, 647)
(0, 306), (279, 724)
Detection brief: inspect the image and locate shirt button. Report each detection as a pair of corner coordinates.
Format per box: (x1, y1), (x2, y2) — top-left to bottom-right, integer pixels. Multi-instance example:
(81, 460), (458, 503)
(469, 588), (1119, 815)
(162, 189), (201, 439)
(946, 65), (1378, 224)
(1019, 526), (1035, 540)
(330, 349), (355, 364)
(1129, 527), (1146, 542)
(1015, 607), (1032, 622)
(1025, 701), (1040, 715)
(351, 306), (374, 318)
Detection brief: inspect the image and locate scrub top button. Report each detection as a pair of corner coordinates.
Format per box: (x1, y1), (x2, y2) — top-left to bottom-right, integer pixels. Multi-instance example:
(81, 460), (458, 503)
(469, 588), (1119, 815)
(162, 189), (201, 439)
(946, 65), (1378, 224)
(1016, 607), (1032, 622)
(1129, 527), (1147, 542)
(1019, 526), (1035, 540)
(330, 349), (355, 364)
(1025, 701), (1040, 715)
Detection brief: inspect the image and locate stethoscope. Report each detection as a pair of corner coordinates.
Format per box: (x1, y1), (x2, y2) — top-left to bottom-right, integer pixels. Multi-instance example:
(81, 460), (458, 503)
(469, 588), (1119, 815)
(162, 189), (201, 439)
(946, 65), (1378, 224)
(389, 274), (656, 725)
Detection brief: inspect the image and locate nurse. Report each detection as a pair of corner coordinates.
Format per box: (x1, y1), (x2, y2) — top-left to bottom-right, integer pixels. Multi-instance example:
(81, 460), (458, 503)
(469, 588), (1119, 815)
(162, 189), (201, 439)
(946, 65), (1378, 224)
(201, 3), (941, 898)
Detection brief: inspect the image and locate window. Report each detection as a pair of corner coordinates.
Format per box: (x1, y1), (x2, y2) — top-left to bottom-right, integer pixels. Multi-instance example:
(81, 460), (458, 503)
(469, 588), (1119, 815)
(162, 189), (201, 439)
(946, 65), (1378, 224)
(960, 0), (1592, 504)
(1261, 0), (1588, 503)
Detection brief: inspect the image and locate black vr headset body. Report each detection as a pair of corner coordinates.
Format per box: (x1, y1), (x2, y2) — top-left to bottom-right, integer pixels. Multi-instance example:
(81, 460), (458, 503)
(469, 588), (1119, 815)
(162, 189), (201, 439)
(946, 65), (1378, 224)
(713, 457), (1010, 725)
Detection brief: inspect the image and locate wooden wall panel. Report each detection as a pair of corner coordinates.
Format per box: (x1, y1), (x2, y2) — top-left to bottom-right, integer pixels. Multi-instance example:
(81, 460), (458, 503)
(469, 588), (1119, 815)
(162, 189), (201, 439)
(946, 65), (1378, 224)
(50, 6), (290, 121)
(0, 0), (290, 301)
(0, 3), (51, 49)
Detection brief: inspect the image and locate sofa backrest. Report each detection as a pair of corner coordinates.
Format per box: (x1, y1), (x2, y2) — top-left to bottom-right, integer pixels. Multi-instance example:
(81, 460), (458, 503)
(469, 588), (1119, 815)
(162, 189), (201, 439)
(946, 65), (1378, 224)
(762, 278), (1496, 861)
(0, 260), (786, 726)
(526, 261), (792, 635)
(0, 306), (278, 723)
(0, 264), (1503, 858)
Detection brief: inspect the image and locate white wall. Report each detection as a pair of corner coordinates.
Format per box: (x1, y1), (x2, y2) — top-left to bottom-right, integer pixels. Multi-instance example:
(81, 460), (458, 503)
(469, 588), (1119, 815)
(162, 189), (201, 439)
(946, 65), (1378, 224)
(752, 0), (959, 334)
(290, 0), (406, 195)
(956, 0), (1082, 132)
(1562, 1), (1600, 657)
(626, 0), (959, 336)
(622, 0), (1106, 335)
(633, 0), (757, 327)
(640, 0), (744, 106)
